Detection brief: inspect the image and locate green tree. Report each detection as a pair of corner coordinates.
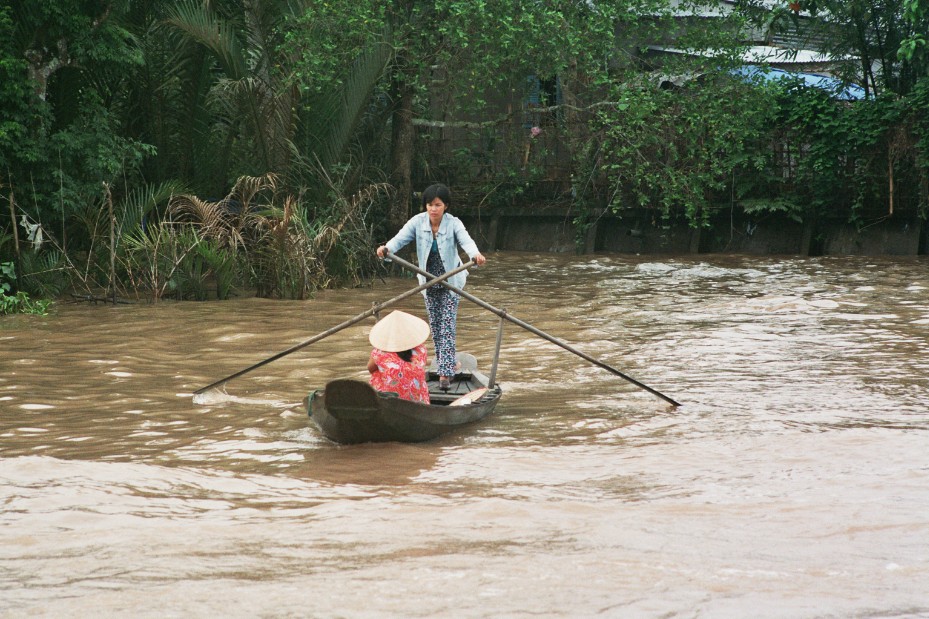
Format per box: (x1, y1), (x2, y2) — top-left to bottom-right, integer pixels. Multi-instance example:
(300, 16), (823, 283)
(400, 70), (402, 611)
(157, 0), (299, 191)
(2, 0), (151, 247)
(587, 70), (777, 227)
(287, 0), (680, 229)
(741, 0), (929, 96)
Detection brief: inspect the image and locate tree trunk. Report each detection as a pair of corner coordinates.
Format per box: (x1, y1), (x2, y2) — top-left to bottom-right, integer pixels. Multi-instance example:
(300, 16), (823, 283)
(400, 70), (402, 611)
(24, 42), (70, 102)
(389, 78), (415, 231)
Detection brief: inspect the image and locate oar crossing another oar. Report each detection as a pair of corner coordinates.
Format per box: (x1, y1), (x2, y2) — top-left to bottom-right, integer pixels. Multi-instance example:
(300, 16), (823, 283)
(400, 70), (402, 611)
(195, 253), (680, 407)
(385, 251), (681, 407)
(193, 260), (475, 395)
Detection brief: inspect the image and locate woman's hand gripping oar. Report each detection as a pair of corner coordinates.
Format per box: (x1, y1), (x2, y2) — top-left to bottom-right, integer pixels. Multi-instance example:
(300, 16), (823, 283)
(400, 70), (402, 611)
(193, 260), (475, 398)
(385, 251), (680, 407)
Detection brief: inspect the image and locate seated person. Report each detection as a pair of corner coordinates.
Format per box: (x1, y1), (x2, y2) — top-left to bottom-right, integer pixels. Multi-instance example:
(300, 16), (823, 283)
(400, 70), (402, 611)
(367, 310), (431, 404)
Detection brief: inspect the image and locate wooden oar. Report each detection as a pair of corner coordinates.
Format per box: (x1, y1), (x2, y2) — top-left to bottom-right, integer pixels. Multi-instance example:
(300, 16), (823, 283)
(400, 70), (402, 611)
(385, 252), (681, 407)
(194, 260), (475, 395)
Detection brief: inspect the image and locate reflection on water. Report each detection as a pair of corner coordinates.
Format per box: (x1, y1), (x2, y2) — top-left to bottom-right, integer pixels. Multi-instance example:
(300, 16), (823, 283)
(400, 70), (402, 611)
(1, 252), (928, 617)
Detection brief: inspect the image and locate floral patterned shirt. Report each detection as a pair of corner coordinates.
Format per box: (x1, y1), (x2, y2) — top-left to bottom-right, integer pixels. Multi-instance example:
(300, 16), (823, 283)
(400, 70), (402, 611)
(368, 345), (430, 404)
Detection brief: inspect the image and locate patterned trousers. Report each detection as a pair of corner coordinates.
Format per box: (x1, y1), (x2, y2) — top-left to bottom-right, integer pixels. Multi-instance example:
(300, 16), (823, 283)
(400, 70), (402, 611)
(424, 248), (460, 377)
(425, 287), (460, 378)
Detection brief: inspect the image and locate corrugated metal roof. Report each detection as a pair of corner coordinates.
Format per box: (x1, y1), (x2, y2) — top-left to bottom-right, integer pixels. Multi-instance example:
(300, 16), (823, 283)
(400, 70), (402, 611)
(652, 64), (866, 101)
(648, 44), (846, 65)
(732, 65), (866, 100)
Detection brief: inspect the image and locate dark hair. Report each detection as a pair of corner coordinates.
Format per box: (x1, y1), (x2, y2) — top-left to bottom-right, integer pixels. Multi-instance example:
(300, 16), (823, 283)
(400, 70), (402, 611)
(421, 183), (451, 209)
(397, 349), (413, 363)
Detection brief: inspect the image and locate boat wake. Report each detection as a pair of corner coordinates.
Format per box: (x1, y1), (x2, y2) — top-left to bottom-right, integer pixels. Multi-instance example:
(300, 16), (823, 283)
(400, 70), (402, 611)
(190, 389), (298, 409)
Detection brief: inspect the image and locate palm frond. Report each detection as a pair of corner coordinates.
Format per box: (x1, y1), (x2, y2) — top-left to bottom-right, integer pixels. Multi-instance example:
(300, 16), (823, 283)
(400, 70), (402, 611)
(18, 249), (70, 298)
(164, 0), (246, 80)
(300, 29), (394, 169)
(168, 195), (225, 228)
(229, 172), (279, 211)
(117, 180), (187, 236)
(165, 173), (279, 251)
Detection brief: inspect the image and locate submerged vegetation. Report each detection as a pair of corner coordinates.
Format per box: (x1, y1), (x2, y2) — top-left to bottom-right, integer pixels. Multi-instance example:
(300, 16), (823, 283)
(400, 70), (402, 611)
(3, 172), (386, 303)
(1, 261), (50, 315)
(1, 1), (928, 310)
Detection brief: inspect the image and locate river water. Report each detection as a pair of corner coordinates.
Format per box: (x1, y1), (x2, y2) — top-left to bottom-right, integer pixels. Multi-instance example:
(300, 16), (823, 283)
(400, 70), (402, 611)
(1, 251), (927, 618)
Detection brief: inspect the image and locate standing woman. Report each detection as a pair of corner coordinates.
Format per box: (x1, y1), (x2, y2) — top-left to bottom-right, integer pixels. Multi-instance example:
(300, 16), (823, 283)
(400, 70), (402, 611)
(376, 184), (487, 390)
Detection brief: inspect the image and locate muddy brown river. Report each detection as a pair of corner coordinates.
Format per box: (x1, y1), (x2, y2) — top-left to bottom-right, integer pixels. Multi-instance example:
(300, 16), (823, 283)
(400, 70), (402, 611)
(1, 251), (927, 617)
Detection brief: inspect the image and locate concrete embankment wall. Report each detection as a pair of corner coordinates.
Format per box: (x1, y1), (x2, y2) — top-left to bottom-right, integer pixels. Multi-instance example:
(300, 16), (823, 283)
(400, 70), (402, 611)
(457, 208), (928, 256)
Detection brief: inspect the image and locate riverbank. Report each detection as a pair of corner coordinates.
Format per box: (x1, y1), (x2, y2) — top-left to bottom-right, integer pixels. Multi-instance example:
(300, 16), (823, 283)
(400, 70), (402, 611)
(458, 206), (929, 256)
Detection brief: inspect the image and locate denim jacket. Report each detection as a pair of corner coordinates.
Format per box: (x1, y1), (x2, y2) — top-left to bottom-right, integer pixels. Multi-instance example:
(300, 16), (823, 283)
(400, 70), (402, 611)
(385, 212), (480, 292)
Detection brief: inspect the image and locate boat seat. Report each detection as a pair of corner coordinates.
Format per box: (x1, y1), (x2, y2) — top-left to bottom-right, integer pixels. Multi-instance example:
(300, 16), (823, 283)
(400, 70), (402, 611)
(449, 387), (488, 406)
(323, 379), (381, 419)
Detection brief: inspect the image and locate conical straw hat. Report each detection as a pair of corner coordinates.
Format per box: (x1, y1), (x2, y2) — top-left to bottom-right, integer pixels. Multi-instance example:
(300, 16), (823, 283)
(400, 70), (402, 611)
(369, 310), (430, 352)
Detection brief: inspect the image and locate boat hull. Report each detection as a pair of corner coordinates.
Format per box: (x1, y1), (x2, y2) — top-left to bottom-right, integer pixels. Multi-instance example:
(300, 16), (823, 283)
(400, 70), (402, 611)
(306, 367), (501, 444)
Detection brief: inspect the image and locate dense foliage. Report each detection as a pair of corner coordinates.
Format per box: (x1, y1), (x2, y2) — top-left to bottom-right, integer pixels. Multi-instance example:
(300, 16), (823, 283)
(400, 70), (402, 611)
(1, 0), (927, 310)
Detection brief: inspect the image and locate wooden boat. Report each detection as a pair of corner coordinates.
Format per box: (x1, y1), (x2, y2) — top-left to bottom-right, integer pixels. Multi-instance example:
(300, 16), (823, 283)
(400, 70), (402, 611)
(305, 354), (502, 444)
